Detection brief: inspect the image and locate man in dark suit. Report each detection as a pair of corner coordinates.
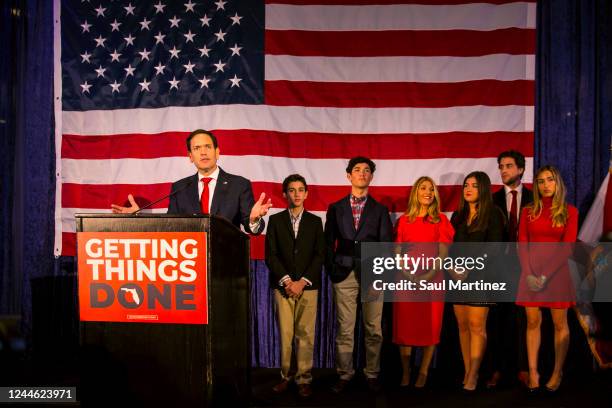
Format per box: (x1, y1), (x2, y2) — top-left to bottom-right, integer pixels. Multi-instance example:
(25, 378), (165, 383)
(493, 150), (534, 242)
(112, 129), (272, 234)
(487, 150), (533, 388)
(265, 174), (324, 399)
(325, 157), (393, 393)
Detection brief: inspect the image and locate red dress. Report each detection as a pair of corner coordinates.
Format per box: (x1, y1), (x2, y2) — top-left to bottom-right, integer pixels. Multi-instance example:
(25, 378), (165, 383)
(392, 214), (454, 346)
(516, 197), (578, 309)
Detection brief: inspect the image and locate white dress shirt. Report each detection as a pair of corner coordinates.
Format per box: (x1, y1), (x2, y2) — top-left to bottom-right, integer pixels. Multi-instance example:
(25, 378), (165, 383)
(198, 166), (260, 232)
(279, 208), (312, 287)
(197, 167), (220, 211)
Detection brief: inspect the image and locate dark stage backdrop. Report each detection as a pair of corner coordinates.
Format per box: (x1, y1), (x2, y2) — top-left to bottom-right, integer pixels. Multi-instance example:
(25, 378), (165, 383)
(1, 0), (611, 369)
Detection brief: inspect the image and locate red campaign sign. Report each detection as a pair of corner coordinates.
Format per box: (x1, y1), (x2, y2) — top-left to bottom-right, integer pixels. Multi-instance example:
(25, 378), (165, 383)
(77, 232), (208, 324)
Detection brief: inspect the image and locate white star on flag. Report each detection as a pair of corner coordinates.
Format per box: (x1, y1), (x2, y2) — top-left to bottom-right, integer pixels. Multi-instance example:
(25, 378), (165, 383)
(213, 60), (226, 72)
(168, 46), (181, 59)
(169, 16), (181, 28)
(139, 18), (152, 31)
(95, 65), (106, 77)
(110, 49), (122, 62)
(229, 74), (242, 88)
(215, 0), (227, 11)
(168, 76), (180, 90)
(184, 30), (196, 43)
(124, 34), (135, 46)
(138, 48), (151, 61)
(198, 45), (210, 57)
(154, 1), (166, 14)
(200, 14), (211, 27)
(124, 3), (135, 16)
(94, 35), (107, 48)
(139, 78), (151, 92)
(230, 13), (242, 26)
(229, 44), (242, 56)
(94, 5), (106, 17)
(124, 64), (136, 77)
(80, 51), (92, 63)
(198, 76), (210, 88)
(214, 29), (226, 42)
(94, 65), (106, 78)
(183, 60), (196, 74)
(110, 80), (121, 93)
(80, 20), (91, 33)
(184, 0), (196, 13)
(110, 19), (122, 32)
(198, 45), (211, 57)
(154, 32), (166, 44)
(80, 81), (92, 93)
(154, 62), (166, 75)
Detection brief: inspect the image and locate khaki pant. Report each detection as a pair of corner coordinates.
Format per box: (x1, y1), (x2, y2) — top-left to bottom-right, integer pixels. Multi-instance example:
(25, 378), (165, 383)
(333, 271), (383, 380)
(274, 289), (318, 385)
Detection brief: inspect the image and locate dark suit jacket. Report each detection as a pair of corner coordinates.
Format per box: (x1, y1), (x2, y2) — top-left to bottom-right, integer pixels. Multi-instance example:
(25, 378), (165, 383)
(265, 210), (325, 290)
(324, 194), (393, 283)
(493, 185), (533, 241)
(167, 167), (265, 234)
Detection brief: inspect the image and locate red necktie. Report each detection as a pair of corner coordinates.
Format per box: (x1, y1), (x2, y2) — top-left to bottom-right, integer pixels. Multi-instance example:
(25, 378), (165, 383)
(508, 190), (518, 241)
(200, 177), (212, 214)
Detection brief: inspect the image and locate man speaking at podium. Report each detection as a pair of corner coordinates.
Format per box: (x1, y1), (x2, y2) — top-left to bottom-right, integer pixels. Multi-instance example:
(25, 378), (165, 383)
(111, 129), (272, 234)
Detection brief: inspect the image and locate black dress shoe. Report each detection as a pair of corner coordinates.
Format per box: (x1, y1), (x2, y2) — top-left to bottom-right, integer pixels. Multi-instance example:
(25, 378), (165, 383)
(367, 378), (382, 393)
(527, 385), (541, 395)
(297, 383), (313, 398)
(272, 379), (290, 393)
(331, 379), (350, 394)
(461, 386), (477, 395)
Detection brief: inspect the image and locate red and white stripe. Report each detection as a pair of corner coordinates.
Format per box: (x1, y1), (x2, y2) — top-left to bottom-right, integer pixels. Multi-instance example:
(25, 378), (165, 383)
(55, 1), (536, 259)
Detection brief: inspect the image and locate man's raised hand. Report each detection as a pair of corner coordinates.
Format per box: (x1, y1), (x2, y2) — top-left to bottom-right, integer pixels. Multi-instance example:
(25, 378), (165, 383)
(111, 194), (140, 214)
(250, 192), (273, 223)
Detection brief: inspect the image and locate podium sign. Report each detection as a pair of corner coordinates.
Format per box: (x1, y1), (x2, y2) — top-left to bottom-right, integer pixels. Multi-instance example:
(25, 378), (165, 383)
(76, 214), (250, 406)
(77, 231), (208, 324)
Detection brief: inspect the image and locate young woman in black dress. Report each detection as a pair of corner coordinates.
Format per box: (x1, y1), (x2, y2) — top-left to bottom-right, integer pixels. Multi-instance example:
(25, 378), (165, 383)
(450, 171), (504, 391)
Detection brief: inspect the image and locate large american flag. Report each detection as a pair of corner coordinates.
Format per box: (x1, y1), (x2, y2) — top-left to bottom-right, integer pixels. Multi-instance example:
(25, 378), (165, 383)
(54, 0), (535, 259)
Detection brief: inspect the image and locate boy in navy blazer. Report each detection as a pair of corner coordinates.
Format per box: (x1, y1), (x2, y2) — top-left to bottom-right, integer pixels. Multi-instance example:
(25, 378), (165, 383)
(325, 157), (393, 393)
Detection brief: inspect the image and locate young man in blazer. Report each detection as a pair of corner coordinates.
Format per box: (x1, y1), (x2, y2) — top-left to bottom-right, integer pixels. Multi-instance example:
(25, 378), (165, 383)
(112, 129), (272, 234)
(325, 157), (393, 393)
(487, 150), (534, 388)
(265, 174), (325, 398)
(493, 150), (534, 242)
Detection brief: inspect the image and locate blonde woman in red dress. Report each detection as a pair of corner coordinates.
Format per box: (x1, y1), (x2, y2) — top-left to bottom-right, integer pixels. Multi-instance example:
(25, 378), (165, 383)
(393, 176), (454, 388)
(517, 165), (578, 393)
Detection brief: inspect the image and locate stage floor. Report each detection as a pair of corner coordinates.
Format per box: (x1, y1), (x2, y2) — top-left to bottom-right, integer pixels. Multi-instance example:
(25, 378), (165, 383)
(3, 355), (611, 407)
(251, 368), (612, 408)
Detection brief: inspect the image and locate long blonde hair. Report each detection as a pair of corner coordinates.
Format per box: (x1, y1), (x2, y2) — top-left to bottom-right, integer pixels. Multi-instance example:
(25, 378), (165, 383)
(405, 176), (441, 223)
(528, 165), (569, 227)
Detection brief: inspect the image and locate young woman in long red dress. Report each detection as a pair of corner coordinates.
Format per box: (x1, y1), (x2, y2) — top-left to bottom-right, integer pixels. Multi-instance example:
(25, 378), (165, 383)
(393, 177), (454, 387)
(516, 165), (578, 392)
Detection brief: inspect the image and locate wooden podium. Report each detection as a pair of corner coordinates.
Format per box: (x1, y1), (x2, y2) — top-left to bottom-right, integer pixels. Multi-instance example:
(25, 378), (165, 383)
(76, 214), (250, 406)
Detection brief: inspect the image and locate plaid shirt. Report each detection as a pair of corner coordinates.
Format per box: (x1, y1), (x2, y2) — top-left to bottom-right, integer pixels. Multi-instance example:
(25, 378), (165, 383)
(350, 194), (368, 229)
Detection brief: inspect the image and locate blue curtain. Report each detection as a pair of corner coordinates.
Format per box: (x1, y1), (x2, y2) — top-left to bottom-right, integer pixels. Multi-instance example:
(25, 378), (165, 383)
(1, 0), (611, 369)
(535, 0), (612, 216)
(1, 0), (56, 341)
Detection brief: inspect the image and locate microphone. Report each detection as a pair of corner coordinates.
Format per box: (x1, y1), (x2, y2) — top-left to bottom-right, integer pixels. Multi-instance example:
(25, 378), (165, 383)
(132, 178), (194, 215)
